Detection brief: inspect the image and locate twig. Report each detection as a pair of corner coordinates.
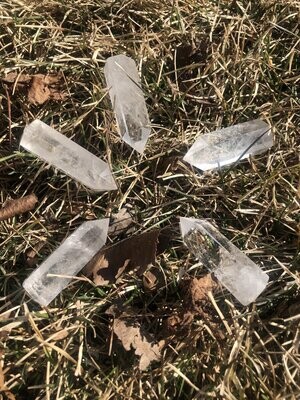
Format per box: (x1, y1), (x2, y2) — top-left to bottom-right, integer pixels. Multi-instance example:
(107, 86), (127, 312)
(0, 194), (38, 221)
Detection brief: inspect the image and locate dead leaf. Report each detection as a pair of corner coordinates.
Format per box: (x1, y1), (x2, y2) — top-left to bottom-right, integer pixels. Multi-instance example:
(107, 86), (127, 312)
(27, 74), (51, 104)
(165, 274), (219, 337)
(1, 72), (31, 84)
(108, 208), (133, 236)
(142, 266), (164, 292)
(166, 311), (194, 334)
(107, 306), (163, 370)
(25, 241), (46, 267)
(143, 270), (158, 291)
(183, 275), (218, 310)
(84, 230), (160, 286)
(1, 72), (66, 105)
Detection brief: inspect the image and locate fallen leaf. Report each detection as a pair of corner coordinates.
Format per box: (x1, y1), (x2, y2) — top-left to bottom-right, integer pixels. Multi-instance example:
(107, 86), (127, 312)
(108, 208), (133, 236)
(142, 266), (164, 292)
(166, 311), (194, 334)
(165, 274), (219, 337)
(1, 72), (66, 105)
(2, 72), (31, 84)
(27, 74), (51, 104)
(107, 306), (163, 370)
(183, 275), (218, 310)
(25, 241), (46, 267)
(84, 230), (160, 286)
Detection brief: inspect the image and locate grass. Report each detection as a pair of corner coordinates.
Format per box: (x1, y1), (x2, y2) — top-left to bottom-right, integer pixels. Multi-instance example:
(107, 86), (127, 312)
(0, 0), (299, 399)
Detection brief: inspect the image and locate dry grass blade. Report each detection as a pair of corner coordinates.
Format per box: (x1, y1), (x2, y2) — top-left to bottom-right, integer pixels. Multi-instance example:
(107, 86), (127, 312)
(0, 0), (299, 398)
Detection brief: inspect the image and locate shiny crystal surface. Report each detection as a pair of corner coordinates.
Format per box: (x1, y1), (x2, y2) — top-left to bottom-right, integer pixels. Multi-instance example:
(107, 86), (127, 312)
(104, 55), (151, 154)
(20, 120), (117, 191)
(23, 219), (109, 306)
(180, 217), (269, 306)
(184, 119), (273, 171)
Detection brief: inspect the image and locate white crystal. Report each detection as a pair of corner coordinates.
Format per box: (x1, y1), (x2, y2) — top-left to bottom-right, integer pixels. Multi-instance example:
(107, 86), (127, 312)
(20, 120), (117, 191)
(104, 55), (151, 154)
(184, 119), (273, 171)
(23, 219), (109, 306)
(180, 217), (269, 306)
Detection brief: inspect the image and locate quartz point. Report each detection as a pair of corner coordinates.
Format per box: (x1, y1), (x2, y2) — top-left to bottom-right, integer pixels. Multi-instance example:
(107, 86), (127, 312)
(104, 55), (151, 154)
(180, 217), (269, 306)
(20, 119), (117, 191)
(184, 119), (273, 171)
(23, 219), (109, 306)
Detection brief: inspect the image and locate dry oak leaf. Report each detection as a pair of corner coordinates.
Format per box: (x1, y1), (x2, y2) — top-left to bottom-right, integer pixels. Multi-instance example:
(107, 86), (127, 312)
(27, 74), (66, 105)
(84, 230), (160, 286)
(1, 72), (66, 105)
(107, 306), (163, 370)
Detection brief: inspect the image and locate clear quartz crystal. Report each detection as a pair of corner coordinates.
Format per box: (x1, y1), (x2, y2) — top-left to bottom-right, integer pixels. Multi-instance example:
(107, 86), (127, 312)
(104, 55), (151, 154)
(180, 217), (269, 306)
(20, 120), (117, 191)
(23, 219), (109, 306)
(184, 119), (273, 171)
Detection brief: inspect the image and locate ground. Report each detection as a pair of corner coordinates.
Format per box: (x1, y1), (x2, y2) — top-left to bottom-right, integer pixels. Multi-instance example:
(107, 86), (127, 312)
(0, 1), (299, 399)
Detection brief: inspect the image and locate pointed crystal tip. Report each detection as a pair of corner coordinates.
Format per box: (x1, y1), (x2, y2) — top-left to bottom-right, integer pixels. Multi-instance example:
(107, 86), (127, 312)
(179, 217), (197, 237)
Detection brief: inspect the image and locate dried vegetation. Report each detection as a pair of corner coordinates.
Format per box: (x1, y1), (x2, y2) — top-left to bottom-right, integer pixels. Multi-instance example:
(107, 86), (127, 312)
(0, 0), (299, 399)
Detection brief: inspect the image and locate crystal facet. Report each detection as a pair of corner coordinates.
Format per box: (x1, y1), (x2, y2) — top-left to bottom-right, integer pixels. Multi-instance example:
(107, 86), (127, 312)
(184, 119), (273, 171)
(23, 219), (109, 306)
(180, 217), (269, 306)
(104, 55), (151, 154)
(20, 120), (117, 191)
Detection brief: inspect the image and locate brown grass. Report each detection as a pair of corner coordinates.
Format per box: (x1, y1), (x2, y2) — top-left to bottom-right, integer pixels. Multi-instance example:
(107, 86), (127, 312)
(0, 0), (299, 399)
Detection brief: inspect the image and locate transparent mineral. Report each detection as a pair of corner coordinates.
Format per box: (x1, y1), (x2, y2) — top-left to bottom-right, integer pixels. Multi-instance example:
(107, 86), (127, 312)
(104, 55), (151, 154)
(20, 120), (117, 191)
(180, 217), (269, 305)
(23, 219), (109, 306)
(184, 119), (273, 171)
